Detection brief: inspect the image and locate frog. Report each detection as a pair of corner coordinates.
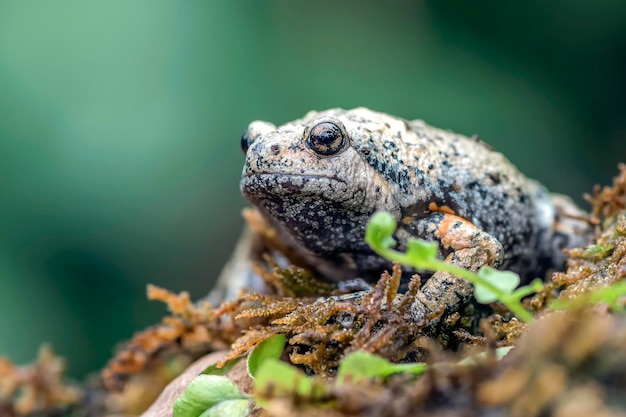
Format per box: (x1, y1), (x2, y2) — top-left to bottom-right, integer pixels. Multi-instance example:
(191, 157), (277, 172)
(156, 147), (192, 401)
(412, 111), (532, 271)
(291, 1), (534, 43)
(214, 107), (592, 323)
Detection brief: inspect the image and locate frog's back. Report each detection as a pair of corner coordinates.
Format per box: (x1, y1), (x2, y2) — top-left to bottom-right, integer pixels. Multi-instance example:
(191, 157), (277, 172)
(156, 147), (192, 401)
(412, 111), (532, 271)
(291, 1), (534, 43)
(353, 110), (588, 281)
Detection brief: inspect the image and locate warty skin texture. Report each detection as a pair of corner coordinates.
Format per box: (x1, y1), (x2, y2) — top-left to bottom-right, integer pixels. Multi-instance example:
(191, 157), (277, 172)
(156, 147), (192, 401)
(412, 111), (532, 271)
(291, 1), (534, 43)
(239, 107), (591, 321)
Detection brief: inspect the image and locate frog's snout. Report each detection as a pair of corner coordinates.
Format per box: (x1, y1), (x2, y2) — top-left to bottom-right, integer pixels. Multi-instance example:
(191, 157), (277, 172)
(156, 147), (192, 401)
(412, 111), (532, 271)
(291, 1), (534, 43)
(241, 120), (277, 155)
(245, 139), (280, 166)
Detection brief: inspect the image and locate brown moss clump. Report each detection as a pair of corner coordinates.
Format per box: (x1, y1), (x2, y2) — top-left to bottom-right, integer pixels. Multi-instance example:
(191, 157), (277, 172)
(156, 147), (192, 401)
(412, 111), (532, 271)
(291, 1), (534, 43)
(236, 310), (626, 417)
(222, 264), (434, 375)
(528, 163), (626, 310)
(0, 346), (83, 417)
(262, 309), (626, 417)
(476, 310), (626, 417)
(588, 163), (626, 221)
(100, 285), (260, 415)
(552, 165), (626, 299)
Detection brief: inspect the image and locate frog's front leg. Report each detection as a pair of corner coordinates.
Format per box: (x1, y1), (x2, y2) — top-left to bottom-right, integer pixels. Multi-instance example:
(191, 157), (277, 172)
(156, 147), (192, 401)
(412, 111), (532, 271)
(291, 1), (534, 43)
(396, 212), (504, 324)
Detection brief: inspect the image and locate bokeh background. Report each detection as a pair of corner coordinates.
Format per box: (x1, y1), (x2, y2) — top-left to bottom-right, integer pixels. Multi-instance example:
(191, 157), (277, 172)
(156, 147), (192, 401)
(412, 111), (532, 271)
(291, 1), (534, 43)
(1, 1), (625, 378)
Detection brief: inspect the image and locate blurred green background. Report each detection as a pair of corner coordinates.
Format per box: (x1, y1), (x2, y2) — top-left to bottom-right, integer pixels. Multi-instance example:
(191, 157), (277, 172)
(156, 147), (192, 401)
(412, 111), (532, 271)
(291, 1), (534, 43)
(1, 1), (625, 378)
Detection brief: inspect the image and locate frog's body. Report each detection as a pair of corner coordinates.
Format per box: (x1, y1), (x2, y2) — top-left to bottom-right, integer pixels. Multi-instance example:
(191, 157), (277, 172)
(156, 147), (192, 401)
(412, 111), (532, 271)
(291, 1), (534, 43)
(224, 108), (590, 321)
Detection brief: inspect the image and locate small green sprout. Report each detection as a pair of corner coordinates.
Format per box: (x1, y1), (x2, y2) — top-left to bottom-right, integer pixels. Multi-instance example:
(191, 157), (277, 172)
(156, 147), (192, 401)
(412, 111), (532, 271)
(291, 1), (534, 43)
(250, 337), (427, 403)
(247, 334), (286, 379)
(202, 356), (242, 376)
(250, 336), (327, 406)
(254, 358), (325, 403)
(336, 351), (427, 383)
(365, 211), (541, 323)
(173, 374), (250, 417)
(174, 335), (287, 417)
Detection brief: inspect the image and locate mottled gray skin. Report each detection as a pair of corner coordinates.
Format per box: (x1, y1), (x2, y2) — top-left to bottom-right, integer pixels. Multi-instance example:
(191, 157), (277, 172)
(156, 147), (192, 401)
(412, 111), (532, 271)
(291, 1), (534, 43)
(239, 107), (590, 322)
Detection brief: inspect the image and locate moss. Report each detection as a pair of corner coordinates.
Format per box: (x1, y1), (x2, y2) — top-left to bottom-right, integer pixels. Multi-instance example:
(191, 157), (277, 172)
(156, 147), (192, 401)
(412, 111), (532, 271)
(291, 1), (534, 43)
(0, 346), (82, 417)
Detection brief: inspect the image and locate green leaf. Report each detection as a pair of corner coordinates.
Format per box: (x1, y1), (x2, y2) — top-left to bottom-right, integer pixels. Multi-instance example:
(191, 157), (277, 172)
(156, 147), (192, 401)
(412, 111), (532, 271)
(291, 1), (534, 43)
(254, 358), (321, 399)
(173, 374), (244, 417)
(405, 239), (439, 264)
(336, 351), (427, 384)
(509, 278), (544, 299)
(529, 278), (544, 292)
(495, 346), (514, 360)
(365, 211), (397, 249)
(247, 334), (286, 379)
(199, 399), (250, 417)
(202, 356), (243, 376)
(474, 267), (520, 304)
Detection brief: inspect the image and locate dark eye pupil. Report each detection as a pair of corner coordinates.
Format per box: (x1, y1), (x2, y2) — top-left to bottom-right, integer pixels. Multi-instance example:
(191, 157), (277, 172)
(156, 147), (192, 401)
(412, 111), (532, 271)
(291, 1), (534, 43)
(317, 129), (338, 145)
(307, 122), (346, 156)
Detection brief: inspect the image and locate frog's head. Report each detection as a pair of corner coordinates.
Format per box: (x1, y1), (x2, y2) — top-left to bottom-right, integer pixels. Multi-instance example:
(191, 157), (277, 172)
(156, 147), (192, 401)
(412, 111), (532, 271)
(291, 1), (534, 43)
(239, 108), (403, 257)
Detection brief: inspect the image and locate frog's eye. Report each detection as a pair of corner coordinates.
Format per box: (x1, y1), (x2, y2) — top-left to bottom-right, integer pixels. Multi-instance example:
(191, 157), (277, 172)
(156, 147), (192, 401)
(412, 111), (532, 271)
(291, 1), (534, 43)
(306, 121), (347, 156)
(240, 131), (253, 154)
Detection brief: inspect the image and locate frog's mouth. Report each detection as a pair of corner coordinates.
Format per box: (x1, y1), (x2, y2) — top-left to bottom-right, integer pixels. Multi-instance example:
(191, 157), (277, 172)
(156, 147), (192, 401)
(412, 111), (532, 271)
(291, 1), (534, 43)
(243, 172), (346, 183)
(241, 171), (367, 215)
(241, 172), (349, 198)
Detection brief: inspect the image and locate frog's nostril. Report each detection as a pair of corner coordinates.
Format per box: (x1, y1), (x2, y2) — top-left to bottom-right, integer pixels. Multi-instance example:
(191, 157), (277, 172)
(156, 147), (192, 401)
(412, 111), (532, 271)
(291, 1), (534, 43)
(270, 144), (281, 155)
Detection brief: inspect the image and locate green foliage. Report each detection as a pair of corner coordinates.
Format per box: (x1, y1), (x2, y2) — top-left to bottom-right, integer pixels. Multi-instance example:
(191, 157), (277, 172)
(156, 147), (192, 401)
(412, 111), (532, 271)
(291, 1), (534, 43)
(365, 210), (398, 249)
(336, 351), (427, 384)
(247, 334), (286, 379)
(366, 211), (539, 323)
(495, 346), (515, 360)
(202, 356), (243, 376)
(474, 267), (519, 303)
(176, 336), (288, 417)
(406, 239), (439, 263)
(173, 374), (249, 417)
(248, 334), (328, 406)
(247, 335), (428, 404)
(254, 358), (326, 403)
(198, 399), (251, 417)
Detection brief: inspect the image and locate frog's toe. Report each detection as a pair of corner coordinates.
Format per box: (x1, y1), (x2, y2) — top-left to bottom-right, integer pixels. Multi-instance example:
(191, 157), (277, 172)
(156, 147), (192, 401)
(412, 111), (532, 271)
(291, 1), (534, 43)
(408, 271), (474, 326)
